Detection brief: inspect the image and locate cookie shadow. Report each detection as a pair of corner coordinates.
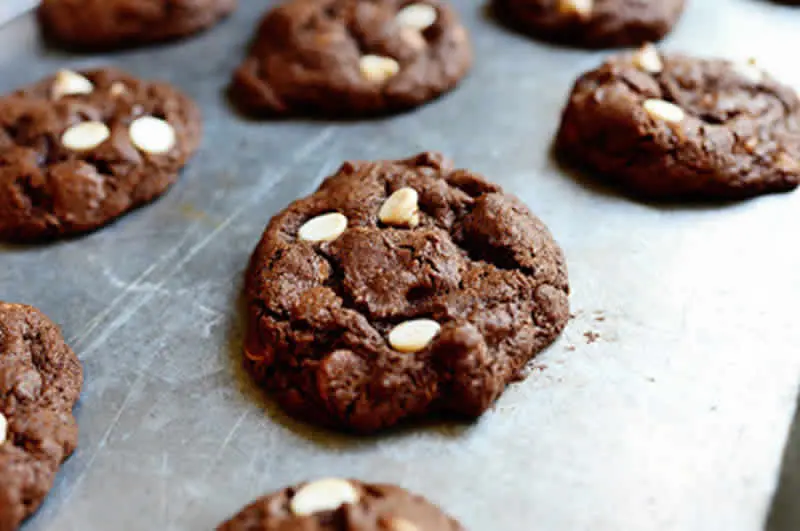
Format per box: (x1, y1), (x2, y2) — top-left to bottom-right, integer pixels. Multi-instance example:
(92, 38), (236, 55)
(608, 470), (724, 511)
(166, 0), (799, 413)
(0, 232), (94, 252)
(550, 142), (754, 211)
(223, 273), (473, 450)
(221, 84), (445, 127)
(764, 389), (800, 530)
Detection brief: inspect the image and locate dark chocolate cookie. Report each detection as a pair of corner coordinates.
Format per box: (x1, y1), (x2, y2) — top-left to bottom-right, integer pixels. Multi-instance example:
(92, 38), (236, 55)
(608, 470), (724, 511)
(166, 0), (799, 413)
(39, 0), (237, 49)
(0, 302), (83, 531)
(0, 68), (202, 242)
(245, 152), (570, 433)
(230, 0), (472, 116)
(556, 46), (800, 200)
(493, 0), (686, 48)
(218, 479), (464, 531)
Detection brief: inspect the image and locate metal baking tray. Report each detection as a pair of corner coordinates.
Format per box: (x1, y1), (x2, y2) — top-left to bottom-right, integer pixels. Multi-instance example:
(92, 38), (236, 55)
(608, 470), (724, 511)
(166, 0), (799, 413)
(1, 0), (799, 529)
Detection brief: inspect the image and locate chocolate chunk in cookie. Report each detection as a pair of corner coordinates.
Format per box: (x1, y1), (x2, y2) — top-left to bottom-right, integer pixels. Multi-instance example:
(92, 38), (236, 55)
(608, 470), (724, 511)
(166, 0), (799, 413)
(0, 68), (202, 242)
(245, 152), (570, 433)
(493, 0), (686, 48)
(556, 47), (800, 200)
(218, 479), (464, 531)
(39, 0), (237, 50)
(0, 302), (83, 531)
(230, 0), (472, 116)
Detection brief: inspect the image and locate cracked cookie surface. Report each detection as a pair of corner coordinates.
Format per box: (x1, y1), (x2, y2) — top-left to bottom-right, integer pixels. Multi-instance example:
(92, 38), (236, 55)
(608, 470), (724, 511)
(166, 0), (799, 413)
(493, 0), (685, 48)
(39, 0), (237, 49)
(0, 302), (82, 531)
(245, 152), (570, 433)
(556, 48), (800, 200)
(0, 68), (202, 242)
(218, 479), (464, 531)
(230, 0), (472, 116)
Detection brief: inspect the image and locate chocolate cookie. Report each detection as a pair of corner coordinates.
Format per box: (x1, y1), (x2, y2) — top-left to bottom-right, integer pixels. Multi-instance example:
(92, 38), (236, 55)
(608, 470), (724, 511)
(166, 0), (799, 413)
(245, 152), (570, 433)
(230, 0), (472, 116)
(218, 479), (464, 531)
(0, 303), (83, 531)
(39, 0), (237, 49)
(556, 46), (800, 200)
(0, 68), (202, 242)
(493, 0), (686, 48)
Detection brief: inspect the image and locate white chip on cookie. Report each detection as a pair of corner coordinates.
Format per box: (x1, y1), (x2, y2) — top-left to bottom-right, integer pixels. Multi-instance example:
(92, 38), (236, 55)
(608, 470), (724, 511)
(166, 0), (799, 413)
(109, 82), (127, 97)
(389, 518), (419, 531)
(0, 412), (7, 444)
(51, 69), (94, 100)
(379, 187), (420, 227)
(290, 479), (360, 516)
(359, 55), (400, 84)
(643, 98), (685, 124)
(388, 319), (441, 353)
(633, 44), (663, 74)
(733, 58), (763, 84)
(298, 212), (348, 242)
(557, 0), (593, 17)
(129, 116), (176, 155)
(61, 121), (110, 151)
(396, 3), (437, 31)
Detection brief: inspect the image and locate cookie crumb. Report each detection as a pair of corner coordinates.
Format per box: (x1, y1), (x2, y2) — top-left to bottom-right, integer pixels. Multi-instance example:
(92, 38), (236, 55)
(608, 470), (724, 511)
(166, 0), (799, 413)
(584, 331), (600, 344)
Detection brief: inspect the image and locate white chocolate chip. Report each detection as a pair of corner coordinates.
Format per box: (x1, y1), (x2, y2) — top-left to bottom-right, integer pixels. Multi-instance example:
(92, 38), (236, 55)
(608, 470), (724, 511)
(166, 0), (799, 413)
(298, 212), (348, 242)
(389, 518), (419, 531)
(51, 69), (94, 100)
(734, 58), (763, 84)
(359, 55), (400, 84)
(396, 3), (437, 31)
(633, 44), (663, 74)
(110, 82), (127, 97)
(61, 121), (110, 151)
(557, 0), (593, 17)
(0, 413), (6, 444)
(129, 116), (176, 155)
(643, 98), (685, 124)
(388, 319), (441, 353)
(379, 187), (420, 227)
(290, 479), (360, 516)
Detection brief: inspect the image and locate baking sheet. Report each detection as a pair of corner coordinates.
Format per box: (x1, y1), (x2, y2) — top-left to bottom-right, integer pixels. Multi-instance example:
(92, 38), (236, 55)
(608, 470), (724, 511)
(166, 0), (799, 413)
(0, 0), (36, 26)
(1, 0), (799, 530)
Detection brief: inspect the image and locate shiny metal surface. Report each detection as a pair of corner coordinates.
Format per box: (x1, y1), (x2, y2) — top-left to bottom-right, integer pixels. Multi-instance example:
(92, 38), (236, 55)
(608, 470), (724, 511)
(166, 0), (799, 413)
(1, 1), (799, 530)
(0, 0), (36, 26)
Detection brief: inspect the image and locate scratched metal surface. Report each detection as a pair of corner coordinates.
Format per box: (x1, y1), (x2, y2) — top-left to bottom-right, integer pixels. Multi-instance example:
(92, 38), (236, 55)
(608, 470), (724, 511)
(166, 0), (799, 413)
(1, 1), (800, 530)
